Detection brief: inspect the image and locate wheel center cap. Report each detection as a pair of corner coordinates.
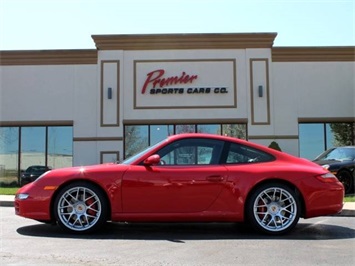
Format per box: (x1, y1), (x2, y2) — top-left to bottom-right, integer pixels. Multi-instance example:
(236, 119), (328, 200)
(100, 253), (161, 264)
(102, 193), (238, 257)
(75, 203), (86, 214)
(268, 204), (280, 215)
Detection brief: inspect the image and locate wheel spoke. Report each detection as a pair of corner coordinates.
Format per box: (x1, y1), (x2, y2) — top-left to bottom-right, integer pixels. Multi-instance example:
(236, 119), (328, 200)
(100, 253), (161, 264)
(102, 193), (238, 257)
(281, 207), (293, 215)
(73, 188), (80, 201)
(60, 209), (73, 215)
(85, 193), (95, 202)
(262, 214), (270, 224)
(62, 197), (74, 206)
(86, 213), (97, 219)
(76, 216), (83, 227)
(262, 191), (273, 202)
(266, 217), (275, 227)
(272, 188), (278, 200)
(87, 199), (98, 208)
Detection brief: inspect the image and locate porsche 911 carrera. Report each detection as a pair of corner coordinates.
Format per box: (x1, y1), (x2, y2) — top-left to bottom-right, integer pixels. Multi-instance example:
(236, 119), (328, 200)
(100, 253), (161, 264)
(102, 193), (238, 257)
(15, 133), (344, 235)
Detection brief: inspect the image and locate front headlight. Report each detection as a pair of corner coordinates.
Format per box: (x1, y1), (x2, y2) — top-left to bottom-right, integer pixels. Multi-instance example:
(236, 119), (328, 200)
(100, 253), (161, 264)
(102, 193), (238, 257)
(321, 164), (330, 170)
(322, 164), (338, 175)
(16, 193), (29, 200)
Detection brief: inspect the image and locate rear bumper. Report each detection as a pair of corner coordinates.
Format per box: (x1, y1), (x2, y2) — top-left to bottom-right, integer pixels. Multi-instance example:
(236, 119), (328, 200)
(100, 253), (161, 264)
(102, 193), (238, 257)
(303, 182), (344, 218)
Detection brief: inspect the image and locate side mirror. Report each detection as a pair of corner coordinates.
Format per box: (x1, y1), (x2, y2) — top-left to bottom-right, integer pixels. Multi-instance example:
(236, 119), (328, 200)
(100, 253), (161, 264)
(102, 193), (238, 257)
(143, 154), (161, 166)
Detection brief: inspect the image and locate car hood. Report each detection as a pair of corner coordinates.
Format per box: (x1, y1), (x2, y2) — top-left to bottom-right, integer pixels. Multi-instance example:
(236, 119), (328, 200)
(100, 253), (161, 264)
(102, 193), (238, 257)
(37, 163), (130, 183)
(313, 159), (355, 169)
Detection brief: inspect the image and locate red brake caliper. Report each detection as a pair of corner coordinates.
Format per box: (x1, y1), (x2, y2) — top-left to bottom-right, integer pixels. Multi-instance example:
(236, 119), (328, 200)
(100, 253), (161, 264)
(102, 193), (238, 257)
(86, 198), (96, 216)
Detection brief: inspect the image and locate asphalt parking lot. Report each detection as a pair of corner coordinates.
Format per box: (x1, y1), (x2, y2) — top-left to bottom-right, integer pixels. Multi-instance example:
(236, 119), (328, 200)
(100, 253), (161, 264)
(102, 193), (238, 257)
(1, 204), (354, 266)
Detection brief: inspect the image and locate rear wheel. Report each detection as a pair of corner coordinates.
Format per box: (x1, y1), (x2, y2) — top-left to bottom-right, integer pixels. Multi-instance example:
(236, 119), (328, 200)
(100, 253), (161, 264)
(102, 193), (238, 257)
(246, 183), (300, 235)
(337, 170), (354, 194)
(54, 182), (107, 233)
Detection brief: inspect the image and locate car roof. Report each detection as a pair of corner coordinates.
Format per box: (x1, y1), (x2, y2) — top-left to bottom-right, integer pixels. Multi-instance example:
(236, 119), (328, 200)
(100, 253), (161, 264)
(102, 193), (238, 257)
(166, 133), (247, 143)
(165, 133), (276, 153)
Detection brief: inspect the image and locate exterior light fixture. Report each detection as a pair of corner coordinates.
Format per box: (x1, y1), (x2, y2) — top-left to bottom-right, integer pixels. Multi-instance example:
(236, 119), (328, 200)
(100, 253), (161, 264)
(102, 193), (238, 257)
(107, 87), (112, 99)
(258, 85), (263, 97)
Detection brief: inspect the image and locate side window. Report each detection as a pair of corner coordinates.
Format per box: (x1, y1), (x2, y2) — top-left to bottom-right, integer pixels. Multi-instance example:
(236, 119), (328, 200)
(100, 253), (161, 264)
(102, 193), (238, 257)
(157, 138), (224, 165)
(226, 143), (274, 164)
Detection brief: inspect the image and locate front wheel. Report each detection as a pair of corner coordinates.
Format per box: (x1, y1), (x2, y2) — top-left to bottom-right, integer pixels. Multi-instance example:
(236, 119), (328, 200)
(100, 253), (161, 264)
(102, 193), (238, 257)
(246, 183), (300, 235)
(54, 182), (108, 233)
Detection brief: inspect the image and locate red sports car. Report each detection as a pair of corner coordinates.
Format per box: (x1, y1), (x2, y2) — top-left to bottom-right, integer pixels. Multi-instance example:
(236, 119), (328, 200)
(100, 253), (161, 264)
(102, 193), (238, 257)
(15, 133), (344, 235)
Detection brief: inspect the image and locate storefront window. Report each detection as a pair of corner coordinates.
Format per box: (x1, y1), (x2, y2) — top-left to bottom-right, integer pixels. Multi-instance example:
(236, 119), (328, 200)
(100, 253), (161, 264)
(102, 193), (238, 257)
(48, 126), (73, 169)
(175, 125), (195, 134)
(299, 124), (324, 159)
(328, 123), (355, 147)
(124, 123), (247, 159)
(21, 127), (46, 172)
(197, 124), (220, 134)
(222, 124), (247, 139)
(0, 126), (73, 185)
(325, 124), (334, 149)
(125, 125), (149, 158)
(299, 122), (355, 160)
(150, 125), (173, 145)
(0, 127), (19, 185)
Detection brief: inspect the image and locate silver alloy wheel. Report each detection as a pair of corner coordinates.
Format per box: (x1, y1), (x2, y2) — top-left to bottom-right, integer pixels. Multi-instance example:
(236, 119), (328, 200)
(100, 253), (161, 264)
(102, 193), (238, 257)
(57, 186), (102, 232)
(252, 187), (297, 232)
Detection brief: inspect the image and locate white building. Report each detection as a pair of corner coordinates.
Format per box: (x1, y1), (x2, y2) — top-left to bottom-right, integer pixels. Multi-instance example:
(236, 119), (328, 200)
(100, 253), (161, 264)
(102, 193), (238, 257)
(0, 33), (354, 183)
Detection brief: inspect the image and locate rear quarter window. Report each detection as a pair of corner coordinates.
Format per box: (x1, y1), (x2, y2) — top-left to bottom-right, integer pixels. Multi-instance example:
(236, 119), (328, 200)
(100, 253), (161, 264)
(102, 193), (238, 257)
(226, 143), (275, 164)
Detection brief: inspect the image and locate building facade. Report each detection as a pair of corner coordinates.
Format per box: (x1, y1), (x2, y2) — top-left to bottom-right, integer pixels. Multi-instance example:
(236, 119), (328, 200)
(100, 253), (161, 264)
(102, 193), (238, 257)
(1, 33), (354, 184)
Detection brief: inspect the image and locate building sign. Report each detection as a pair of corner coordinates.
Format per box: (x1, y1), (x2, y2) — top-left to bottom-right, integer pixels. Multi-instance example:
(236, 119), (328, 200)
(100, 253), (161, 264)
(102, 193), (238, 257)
(134, 60), (236, 109)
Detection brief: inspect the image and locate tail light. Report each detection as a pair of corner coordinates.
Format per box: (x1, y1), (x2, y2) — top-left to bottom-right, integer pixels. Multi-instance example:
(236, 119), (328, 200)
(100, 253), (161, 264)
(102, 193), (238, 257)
(315, 172), (339, 183)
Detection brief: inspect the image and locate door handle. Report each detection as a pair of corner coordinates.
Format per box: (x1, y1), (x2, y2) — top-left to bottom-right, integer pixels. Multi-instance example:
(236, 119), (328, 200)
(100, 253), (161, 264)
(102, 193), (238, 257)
(206, 175), (224, 182)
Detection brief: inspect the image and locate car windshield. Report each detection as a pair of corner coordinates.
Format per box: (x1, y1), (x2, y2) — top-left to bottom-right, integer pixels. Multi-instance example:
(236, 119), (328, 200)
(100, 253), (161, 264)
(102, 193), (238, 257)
(316, 147), (355, 161)
(26, 166), (47, 172)
(120, 139), (168, 165)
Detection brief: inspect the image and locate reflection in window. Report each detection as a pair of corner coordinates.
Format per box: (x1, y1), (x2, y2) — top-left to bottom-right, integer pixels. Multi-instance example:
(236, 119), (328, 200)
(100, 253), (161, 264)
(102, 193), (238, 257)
(21, 127), (46, 171)
(325, 124), (334, 149)
(299, 123), (355, 160)
(48, 126), (73, 169)
(299, 124), (324, 159)
(176, 125), (195, 134)
(197, 124), (220, 134)
(0, 127), (19, 184)
(226, 143), (274, 164)
(125, 125), (149, 158)
(222, 124), (247, 139)
(158, 138), (224, 165)
(150, 125), (173, 145)
(329, 123), (355, 147)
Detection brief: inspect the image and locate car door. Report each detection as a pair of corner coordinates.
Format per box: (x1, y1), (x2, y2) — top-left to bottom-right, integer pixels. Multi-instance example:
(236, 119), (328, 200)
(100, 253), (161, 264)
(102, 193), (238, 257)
(121, 138), (228, 213)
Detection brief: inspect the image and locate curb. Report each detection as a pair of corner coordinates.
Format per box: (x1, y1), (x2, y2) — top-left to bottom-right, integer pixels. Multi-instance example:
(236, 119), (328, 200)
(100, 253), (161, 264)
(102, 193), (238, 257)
(0, 196), (14, 207)
(338, 209), (355, 217)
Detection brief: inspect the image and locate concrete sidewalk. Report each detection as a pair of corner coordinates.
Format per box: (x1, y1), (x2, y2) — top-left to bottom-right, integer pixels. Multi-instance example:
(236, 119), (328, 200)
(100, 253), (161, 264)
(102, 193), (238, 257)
(1, 194), (354, 217)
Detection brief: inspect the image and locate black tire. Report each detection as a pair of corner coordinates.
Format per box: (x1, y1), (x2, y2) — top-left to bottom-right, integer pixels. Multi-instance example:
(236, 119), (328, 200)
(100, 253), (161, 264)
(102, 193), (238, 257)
(337, 170), (354, 194)
(246, 183), (300, 235)
(54, 182), (108, 233)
